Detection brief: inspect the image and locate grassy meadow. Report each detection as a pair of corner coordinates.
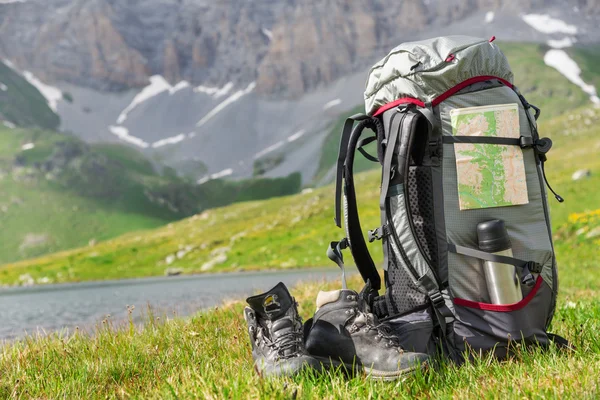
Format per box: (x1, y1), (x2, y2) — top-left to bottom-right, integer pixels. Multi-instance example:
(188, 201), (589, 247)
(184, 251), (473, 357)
(0, 266), (598, 398)
(0, 126), (302, 265)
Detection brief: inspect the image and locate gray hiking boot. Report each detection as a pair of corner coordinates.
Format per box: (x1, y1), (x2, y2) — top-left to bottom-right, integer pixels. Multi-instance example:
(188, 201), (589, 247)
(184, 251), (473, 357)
(305, 287), (429, 380)
(244, 282), (321, 378)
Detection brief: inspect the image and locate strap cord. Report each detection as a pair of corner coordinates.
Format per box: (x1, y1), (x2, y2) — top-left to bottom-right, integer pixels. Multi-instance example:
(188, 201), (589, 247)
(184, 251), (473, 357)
(327, 239), (349, 289)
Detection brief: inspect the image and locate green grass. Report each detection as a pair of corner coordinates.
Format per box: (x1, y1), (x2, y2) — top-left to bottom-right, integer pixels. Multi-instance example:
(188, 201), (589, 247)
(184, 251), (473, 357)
(1, 104), (598, 288)
(0, 61), (60, 130)
(0, 127), (301, 266)
(0, 268), (598, 398)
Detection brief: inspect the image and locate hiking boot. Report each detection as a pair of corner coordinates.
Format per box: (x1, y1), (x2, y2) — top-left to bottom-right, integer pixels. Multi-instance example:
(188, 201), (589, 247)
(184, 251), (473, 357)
(304, 287), (429, 380)
(244, 282), (321, 378)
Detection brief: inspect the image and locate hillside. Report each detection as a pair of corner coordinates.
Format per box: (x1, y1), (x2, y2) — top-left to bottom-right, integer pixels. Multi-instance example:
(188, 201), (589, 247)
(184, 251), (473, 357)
(1, 104), (597, 286)
(0, 60), (60, 130)
(0, 126), (301, 265)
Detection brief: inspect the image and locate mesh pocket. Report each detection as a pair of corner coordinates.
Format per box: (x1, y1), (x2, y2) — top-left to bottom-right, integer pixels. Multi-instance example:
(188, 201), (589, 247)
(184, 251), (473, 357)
(407, 166), (438, 266)
(386, 245), (428, 315)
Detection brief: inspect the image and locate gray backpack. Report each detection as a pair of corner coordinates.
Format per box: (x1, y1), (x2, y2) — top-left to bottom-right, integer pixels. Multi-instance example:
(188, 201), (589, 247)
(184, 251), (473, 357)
(328, 36), (567, 360)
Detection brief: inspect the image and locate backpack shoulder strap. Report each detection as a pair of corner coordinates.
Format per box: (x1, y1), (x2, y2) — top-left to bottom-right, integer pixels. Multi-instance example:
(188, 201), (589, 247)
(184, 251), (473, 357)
(334, 114), (370, 227)
(333, 114), (383, 291)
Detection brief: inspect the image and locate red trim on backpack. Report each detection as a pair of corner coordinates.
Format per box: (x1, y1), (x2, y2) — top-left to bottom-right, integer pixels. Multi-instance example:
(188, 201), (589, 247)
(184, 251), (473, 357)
(431, 75), (513, 106)
(371, 75), (513, 117)
(489, 36), (496, 42)
(372, 97), (426, 116)
(453, 275), (543, 312)
(445, 54), (455, 62)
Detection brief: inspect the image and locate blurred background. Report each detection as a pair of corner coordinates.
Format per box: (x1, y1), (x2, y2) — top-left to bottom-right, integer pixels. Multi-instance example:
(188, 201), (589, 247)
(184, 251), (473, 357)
(0, 0), (598, 280)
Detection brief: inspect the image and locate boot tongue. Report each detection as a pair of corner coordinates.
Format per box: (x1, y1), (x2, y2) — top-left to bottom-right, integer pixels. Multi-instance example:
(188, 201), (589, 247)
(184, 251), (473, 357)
(246, 282), (293, 320)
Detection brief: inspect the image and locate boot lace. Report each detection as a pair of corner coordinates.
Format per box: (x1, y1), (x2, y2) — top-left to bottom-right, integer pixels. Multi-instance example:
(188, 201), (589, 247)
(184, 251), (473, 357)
(348, 295), (403, 350)
(262, 305), (305, 360)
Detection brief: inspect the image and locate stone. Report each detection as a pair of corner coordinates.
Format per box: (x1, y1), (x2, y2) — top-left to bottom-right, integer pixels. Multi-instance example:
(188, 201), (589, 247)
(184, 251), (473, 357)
(165, 268), (183, 276)
(572, 169), (592, 181)
(585, 227), (600, 239)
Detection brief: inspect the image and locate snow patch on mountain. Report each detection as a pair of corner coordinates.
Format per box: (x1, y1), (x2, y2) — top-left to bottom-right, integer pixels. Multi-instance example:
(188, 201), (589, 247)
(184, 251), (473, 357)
(21, 143), (35, 150)
(485, 12), (494, 23)
(544, 50), (600, 105)
(169, 81), (190, 94)
(197, 168), (233, 184)
(193, 82), (234, 98)
(3, 121), (15, 129)
(152, 133), (186, 148)
(254, 141), (284, 159)
(261, 27), (273, 40)
(2, 59), (15, 69)
(522, 14), (578, 35)
(287, 130), (305, 142)
(547, 37), (576, 49)
(0, 82), (7, 91)
(109, 125), (149, 148)
(116, 75), (171, 124)
(323, 98), (341, 110)
(22, 71), (62, 112)
(194, 82), (256, 129)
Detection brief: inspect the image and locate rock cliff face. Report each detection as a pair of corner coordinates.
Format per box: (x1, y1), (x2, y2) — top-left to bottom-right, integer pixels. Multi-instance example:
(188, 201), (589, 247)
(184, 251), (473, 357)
(2, 0), (598, 96)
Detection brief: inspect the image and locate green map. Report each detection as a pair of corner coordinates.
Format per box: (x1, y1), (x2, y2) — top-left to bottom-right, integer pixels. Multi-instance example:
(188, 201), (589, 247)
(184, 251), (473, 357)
(450, 103), (528, 210)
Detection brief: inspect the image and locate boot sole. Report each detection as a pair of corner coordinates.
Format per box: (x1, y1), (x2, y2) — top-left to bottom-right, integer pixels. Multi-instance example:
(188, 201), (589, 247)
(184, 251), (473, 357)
(314, 356), (426, 381)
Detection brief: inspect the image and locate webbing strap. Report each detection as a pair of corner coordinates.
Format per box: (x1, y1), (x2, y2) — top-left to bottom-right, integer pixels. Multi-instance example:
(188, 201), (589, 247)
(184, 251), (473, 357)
(334, 114), (370, 228)
(379, 112), (406, 224)
(447, 242), (542, 273)
(343, 118), (382, 290)
(357, 135), (378, 162)
(442, 136), (533, 147)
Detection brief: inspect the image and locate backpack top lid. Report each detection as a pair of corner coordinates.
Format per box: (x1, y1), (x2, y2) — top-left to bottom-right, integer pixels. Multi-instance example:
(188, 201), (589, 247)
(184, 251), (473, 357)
(364, 35), (514, 116)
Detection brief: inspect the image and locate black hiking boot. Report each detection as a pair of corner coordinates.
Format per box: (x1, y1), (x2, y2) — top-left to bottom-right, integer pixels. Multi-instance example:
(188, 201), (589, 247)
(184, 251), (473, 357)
(304, 287), (429, 380)
(244, 282), (321, 378)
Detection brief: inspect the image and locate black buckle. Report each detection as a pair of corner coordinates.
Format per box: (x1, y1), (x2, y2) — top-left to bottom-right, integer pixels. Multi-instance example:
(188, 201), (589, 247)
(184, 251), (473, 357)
(368, 226), (388, 243)
(519, 136), (534, 148)
(372, 296), (389, 319)
(525, 260), (543, 274)
(521, 261), (541, 288)
(429, 290), (444, 308)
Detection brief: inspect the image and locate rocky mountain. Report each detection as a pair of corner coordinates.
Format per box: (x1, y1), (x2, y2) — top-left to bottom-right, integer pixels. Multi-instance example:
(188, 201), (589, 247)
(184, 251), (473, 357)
(2, 0), (600, 95)
(1, 0), (599, 185)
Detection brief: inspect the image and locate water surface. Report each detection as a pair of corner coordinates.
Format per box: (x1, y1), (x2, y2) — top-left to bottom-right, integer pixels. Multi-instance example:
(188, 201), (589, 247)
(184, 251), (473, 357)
(0, 268), (345, 340)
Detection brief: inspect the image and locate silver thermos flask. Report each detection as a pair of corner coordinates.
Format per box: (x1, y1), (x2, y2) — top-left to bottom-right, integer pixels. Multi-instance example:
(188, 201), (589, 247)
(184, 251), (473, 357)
(477, 219), (522, 304)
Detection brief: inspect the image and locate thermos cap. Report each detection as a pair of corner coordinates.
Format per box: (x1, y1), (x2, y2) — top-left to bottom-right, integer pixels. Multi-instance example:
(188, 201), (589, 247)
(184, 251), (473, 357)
(477, 219), (511, 252)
